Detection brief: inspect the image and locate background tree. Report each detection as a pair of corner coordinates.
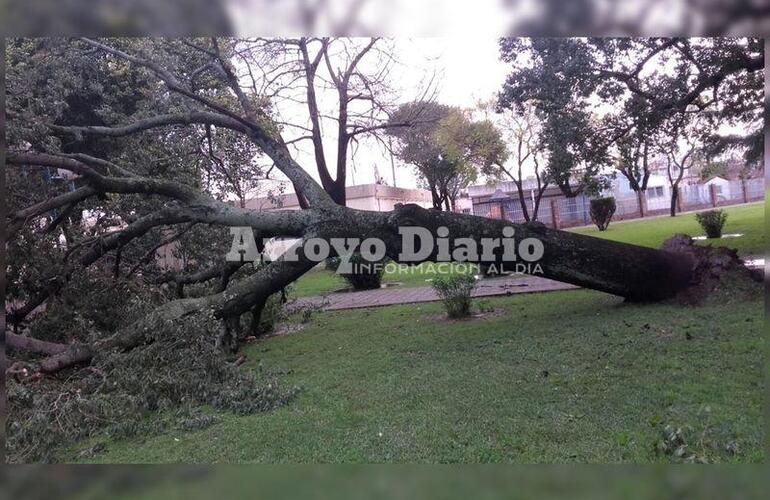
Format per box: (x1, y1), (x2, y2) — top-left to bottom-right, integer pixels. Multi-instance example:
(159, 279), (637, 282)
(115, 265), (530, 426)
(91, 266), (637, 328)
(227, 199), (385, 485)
(608, 90), (665, 216)
(481, 101), (550, 221)
(232, 37), (429, 207)
(388, 101), (508, 210)
(499, 37), (762, 207)
(656, 113), (710, 217)
(498, 38), (613, 199)
(588, 37), (763, 167)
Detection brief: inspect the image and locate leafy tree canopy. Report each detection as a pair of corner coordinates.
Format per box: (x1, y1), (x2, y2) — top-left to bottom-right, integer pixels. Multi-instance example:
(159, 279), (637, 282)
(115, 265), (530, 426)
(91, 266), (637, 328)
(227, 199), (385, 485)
(388, 101), (507, 209)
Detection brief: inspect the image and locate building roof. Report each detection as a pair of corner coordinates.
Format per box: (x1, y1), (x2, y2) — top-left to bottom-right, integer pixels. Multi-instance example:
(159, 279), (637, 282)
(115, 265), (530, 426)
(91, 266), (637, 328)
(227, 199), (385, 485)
(700, 175), (729, 184)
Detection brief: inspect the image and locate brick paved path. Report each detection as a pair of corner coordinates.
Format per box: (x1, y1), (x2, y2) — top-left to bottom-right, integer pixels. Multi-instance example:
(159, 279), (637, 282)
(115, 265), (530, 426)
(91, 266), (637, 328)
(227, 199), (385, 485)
(296, 275), (578, 311)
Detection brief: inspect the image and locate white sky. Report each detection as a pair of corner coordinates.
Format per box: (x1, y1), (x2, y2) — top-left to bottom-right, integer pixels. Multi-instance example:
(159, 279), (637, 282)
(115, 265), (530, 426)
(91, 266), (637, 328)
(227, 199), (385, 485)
(351, 37), (510, 189)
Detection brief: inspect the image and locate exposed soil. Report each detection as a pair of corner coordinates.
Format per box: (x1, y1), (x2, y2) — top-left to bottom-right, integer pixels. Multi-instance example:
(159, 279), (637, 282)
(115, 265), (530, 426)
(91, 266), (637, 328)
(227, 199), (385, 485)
(662, 234), (763, 305)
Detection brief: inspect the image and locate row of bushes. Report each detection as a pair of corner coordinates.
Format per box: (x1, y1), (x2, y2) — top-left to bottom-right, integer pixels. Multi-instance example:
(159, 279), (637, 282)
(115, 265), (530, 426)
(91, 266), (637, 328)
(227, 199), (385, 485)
(589, 197), (728, 238)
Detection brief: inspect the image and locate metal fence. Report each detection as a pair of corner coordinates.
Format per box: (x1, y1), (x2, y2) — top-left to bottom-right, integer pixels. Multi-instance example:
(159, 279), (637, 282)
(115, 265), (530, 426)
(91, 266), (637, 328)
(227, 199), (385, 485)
(472, 177), (764, 228)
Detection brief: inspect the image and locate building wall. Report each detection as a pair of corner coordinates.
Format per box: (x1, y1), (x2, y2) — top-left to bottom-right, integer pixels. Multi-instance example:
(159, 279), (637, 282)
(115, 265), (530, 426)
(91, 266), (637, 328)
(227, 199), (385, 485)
(702, 176), (732, 200)
(245, 183), (433, 212)
(613, 174), (670, 211)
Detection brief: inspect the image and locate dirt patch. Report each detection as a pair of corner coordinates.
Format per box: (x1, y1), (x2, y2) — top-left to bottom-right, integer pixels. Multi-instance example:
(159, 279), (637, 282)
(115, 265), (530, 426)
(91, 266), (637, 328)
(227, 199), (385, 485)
(662, 234), (762, 305)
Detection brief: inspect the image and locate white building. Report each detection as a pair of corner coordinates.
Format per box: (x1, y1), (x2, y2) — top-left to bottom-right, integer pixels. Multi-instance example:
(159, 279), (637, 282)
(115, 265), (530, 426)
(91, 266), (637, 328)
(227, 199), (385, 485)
(246, 183), (433, 212)
(612, 174), (670, 211)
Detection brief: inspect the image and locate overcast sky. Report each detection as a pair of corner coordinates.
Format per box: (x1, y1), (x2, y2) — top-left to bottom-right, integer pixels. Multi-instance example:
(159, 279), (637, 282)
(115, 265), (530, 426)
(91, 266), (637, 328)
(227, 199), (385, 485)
(346, 38), (510, 189)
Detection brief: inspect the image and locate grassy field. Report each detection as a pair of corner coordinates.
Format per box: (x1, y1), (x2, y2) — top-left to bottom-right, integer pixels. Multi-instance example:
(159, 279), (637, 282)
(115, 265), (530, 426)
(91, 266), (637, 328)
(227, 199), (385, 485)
(570, 202), (764, 257)
(80, 289), (763, 464)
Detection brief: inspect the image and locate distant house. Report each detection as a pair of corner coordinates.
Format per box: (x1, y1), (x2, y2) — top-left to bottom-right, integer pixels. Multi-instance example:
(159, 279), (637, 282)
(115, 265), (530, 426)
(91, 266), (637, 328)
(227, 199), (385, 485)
(700, 176), (732, 201)
(613, 174), (669, 212)
(467, 178), (592, 227)
(453, 190), (473, 214)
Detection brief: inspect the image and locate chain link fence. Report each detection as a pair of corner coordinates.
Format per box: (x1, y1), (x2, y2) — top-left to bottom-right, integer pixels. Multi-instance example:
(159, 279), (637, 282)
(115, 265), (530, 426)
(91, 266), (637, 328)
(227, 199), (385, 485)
(472, 177), (764, 228)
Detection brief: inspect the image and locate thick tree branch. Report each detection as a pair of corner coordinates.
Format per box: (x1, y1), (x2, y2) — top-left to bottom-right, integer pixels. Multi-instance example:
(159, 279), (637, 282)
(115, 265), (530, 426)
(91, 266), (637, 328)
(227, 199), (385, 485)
(8, 185), (98, 238)
(79, 39), (334, 208)
(51, 111), (249, 138)
(6, 332), (69, 356)
(7, 151), (314, 235)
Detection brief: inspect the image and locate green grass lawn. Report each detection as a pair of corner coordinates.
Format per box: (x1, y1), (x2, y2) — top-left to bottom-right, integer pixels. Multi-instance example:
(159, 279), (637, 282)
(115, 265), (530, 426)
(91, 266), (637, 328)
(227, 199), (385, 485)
(570, 202), (764, 257)
(292, 262), (480, 298)
(79, 289), (763, 464)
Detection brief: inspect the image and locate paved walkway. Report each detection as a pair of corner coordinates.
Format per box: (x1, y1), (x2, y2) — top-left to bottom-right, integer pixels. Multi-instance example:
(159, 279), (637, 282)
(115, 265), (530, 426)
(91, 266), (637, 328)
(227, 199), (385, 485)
(296, 275), (579, 311)
(294, 251), (764, 312)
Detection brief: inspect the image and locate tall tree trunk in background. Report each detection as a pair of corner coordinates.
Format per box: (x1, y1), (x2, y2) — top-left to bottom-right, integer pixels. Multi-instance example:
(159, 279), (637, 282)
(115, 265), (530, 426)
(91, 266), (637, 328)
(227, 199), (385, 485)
(513, 180), (531, 222)
(531, 184), (548, 221)
(670, 183), (679, 217)
(430, 186), (443, 210)
(328, 181), (347, 206)
(637, 190), (646, 217)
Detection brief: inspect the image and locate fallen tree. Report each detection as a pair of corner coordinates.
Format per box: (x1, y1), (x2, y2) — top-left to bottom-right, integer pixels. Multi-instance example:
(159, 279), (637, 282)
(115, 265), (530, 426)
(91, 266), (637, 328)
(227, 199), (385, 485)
(5, 37), (763, 464)
(6, 37), (761, 375)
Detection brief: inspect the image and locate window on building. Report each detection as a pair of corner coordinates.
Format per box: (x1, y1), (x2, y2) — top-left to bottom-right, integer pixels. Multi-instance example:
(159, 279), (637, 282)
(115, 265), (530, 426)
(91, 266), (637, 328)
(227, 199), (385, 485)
(648, 186), (664, 198)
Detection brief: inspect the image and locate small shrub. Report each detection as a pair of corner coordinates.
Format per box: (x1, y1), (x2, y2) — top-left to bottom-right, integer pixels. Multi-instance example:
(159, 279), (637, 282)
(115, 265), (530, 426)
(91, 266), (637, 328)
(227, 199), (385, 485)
(431, 274), (477, 318)
(695, 209), (728, 238)
(589, 197), (617, 231)
(326, 252), (387, 290)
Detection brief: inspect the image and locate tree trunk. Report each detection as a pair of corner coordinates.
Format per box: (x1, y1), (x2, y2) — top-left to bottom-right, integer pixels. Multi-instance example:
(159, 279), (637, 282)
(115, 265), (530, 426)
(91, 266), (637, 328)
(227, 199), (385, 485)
(514, 181), (531, 222)
(670, 185), (679, 217)
(328, 180), (346, 206)
(381, 204), (693, 302)
(430, 187), (443, 210)
(532, 190), (544, 222)
(6, 332), (68, 356)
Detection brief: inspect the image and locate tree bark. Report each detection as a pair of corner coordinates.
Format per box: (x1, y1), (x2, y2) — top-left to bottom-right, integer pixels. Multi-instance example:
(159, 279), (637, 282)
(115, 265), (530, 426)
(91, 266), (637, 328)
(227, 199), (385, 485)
(380, 204), (693, 302)
(6, 332), (69, 356)
(513, 180), (531, 222)
(670, 184), (679, 216)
